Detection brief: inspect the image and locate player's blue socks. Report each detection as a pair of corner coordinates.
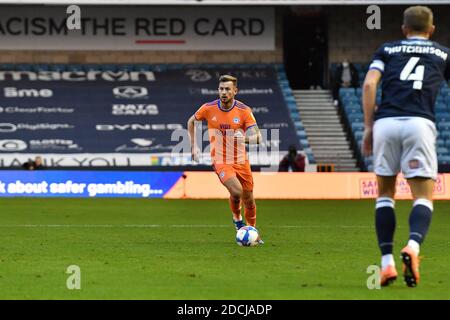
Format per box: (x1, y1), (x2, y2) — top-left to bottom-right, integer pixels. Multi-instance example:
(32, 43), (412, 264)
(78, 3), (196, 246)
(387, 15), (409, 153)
(409, 199), (433, 245)
(375, 197), (396, 256)
(233, 219), (246, 231)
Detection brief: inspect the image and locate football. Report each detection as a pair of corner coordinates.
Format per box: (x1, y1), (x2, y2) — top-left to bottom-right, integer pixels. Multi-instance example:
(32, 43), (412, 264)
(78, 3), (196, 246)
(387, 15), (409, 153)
(236, 226), (259, 247)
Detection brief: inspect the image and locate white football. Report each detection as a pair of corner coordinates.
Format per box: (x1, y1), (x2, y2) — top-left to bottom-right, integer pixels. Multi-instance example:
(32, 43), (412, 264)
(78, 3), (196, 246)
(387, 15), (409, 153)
(236, 226), (259, 247)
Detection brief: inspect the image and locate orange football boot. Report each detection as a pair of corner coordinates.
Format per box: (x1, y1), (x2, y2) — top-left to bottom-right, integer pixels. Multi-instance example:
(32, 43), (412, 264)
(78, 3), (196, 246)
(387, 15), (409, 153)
(380, 265), (398, 287)
(401, 246), (420, 287)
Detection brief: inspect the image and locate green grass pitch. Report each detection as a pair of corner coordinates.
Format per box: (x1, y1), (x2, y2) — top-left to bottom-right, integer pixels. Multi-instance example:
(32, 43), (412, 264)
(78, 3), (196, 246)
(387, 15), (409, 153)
(0, 198), (449, 299)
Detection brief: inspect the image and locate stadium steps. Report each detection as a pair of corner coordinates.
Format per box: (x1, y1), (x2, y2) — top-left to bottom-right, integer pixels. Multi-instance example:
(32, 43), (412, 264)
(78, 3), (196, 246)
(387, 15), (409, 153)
(293, 89), (360, 172)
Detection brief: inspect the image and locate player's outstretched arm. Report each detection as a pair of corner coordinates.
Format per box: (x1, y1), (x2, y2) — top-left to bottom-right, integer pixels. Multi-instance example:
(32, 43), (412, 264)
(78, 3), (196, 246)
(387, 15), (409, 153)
(362, 69), (382, 157)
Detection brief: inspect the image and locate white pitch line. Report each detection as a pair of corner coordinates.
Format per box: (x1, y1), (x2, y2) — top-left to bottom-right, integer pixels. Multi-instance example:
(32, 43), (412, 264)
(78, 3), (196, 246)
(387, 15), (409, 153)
(0, 224), (376, 229)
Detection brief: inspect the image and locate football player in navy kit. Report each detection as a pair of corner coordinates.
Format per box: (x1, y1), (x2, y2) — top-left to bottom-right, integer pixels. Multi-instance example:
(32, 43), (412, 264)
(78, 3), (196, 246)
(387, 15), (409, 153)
(362, 6), (450, 287)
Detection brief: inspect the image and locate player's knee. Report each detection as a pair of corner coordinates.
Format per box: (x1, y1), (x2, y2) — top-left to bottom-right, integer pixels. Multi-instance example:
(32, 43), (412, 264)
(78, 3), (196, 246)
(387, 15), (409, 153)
(377, 182), (395, 197)
(244, 200), (255, 209)
(230, 188), (242, 201)
(242, 192), (255, 207)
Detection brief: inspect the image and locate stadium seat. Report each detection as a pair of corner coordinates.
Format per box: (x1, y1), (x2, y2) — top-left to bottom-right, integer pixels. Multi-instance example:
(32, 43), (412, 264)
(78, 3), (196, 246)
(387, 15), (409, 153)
(436, 112), (450, 122)
(134, 64), (151, 71)
(16, 64), (33, 71)
(354, 131), (364, 140)
(347, 113), (363, 122)
(339, 88), (355, 97)
(440, 131), (450, 140)
(435, 103), (447, 113)
(35, 64), (50, 71)
(437, 122), (450, 131)
(351, 122), (364, 132)
(436, 95), (445, 104)
(49, 64), (67, 71)
(438, 155), (450, 164)
(67, 64), (84, 71)
(342, 96), (360, 105)
(344, 104), (362, 112)
(300, 139), (310, 148)
(0, 63), (15, 70)
(294, 121), (304, 130)
(355, 88), (363, 97)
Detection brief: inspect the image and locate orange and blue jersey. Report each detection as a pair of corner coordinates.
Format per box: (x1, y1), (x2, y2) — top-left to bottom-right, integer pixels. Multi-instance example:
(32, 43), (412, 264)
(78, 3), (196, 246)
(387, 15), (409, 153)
(194, 99), (257, 165)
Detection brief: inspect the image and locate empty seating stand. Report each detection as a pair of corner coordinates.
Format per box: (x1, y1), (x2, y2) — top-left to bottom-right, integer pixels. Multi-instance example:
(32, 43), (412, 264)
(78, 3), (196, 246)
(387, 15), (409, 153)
(336, 64), (450, 171)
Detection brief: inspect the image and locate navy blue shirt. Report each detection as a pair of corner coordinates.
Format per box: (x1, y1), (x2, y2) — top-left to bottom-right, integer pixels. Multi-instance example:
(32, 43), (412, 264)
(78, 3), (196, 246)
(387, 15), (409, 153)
(369, 37), (450, 122)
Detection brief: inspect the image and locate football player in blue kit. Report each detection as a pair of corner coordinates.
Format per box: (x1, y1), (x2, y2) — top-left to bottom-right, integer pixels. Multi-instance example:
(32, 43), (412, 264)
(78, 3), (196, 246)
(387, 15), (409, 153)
(362, 6), (450, 287)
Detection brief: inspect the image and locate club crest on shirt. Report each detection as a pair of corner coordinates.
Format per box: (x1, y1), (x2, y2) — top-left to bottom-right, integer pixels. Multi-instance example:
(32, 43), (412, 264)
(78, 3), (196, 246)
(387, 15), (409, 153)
(233, 117), (240, 124)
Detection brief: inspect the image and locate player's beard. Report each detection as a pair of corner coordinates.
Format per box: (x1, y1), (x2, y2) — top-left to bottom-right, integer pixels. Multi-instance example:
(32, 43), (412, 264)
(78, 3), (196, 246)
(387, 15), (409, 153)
(221, 96), (232, 106)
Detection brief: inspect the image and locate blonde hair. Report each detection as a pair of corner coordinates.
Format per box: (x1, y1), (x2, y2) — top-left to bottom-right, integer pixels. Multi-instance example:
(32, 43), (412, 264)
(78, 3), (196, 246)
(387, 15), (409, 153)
(219, 75), (237, 87)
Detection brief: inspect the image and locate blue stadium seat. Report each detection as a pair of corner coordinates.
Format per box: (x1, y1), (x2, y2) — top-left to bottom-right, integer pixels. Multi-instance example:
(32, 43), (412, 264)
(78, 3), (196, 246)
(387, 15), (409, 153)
(67, 64), (84, 71)
(435, 103), (447, 113)
(339, 88), (355, 97)
(300, 139), (309, 148)
(117, 64), (134, 71)
(290, 112), (300, 122)
(344, 107), (362, 116)
(297, 130), (308, 139)
(436, 112), (450, 122)
(134, 64), (150, 71)
(294, 121), (304, 130)
(437, 122), (450, 131)
(436, 95), (445, 104)
(351, 122), (364, 132)
(35, 64), (49, 71)
(354, 131), (364, 140)
(441, 87), (450, 95)
(48, 64), (67, 71)
(376, 96), (382, 106)
(439, 131), (450, 139)
(84, 64), (101, 71)
(0, 63), (15, 70)
(16, 64), (33, 71)
(438, 155), (450, 164)
(353, 63), (363, 72)
(342, 96), (360, 105)
(355, 88), (363, 97)
(347, 113), (363, 122)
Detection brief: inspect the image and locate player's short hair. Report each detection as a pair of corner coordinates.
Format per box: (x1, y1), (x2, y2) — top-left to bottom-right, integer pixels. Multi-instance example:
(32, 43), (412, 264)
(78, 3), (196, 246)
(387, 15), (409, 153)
(403, 6), (433, 33)
(219, 75), (237, 87)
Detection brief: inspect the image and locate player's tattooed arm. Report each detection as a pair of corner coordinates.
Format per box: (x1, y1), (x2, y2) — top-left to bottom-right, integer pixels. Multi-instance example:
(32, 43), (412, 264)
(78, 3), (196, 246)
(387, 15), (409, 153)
(245, 125), (262, 145)
(362, 69), (382, 156)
